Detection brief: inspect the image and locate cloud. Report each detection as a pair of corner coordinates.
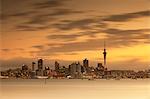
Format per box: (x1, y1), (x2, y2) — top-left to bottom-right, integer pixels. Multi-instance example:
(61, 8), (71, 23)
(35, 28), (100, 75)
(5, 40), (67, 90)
(32, 45), (44, 50)
(103, 28), (150, 40)
(10, 11), (37, 17)
(33, 0), (66, 9)
(2, 0), (85, 31)
(35, 28), (150, 56)
(50, 10), (150, 31)
(45, 39), (102, 53)
(103, 28), (150, 46)
(103, 10), (150, 22)
(51, 18), (103, 30)
(1, 48), (11, 52)
(0, 48), (26, 53)
(47, 34), (82, 41)
(46, 29), (105, 42)
(47, 8), (84, 16)
(15, 25), (51, 31)
(45, 28), (150, 46)
(3, 0), (149, 32)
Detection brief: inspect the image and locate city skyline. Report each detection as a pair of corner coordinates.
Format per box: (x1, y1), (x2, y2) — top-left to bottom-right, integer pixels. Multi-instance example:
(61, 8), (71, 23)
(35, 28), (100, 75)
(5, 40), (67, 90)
(1, 0), (150, 70)
(1, 57), (150, 79)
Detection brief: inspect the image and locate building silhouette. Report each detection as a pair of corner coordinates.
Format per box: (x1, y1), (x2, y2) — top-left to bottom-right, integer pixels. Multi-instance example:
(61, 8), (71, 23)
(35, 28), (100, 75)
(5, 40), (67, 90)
(103, 41), (107, 67)
(22, 64), (28, 71)
(69, 62), (82, 78)
(55, 61), (60, 72)
(83, 58), (89, 67)
(38, 59), (43, 70)
(32, 62), (36, 71)
(83, 58), (89, 73)
(36, 58), (43, 76)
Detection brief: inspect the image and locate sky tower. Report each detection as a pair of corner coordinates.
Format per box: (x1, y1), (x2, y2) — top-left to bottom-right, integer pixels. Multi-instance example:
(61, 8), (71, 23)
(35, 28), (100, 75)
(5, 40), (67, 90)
(103, 41), (107, 67)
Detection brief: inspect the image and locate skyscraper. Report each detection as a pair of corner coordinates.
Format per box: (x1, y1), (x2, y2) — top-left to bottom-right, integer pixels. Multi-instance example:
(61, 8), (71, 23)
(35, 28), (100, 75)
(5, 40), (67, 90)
(32, 62), (36, 71)
(83, 58), (89, 73)
(76, 62), (81, 74)
(103, 41), (107, 67)
(38, 59), (43, 70)
(69, 62), (82, 78)
(83, 58), (89, 67)
(55, 61), (59, 72)
(36, 59), (43, 76)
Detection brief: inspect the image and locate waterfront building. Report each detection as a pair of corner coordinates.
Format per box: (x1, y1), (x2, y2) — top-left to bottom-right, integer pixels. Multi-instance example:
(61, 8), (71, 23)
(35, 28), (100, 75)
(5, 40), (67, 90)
(95, 63), (105, 78)
(97, 63), (104, 71)
(38, 59), (43, 70)
(69, 62), (82, 78)
(22, 64), (28, 71)
(83, 58), (89, 67)
(31, 71), (36, 79)
(32, 62), (36, 71)
(43, 66), (50, 76)
(55, 61), (60, 72)
(36, 59), (43, 76)
(36, 69), (43, 76)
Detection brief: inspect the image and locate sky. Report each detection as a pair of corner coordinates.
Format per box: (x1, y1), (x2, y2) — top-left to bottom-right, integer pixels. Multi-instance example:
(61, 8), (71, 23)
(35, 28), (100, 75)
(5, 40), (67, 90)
(0, 0), (150, 70)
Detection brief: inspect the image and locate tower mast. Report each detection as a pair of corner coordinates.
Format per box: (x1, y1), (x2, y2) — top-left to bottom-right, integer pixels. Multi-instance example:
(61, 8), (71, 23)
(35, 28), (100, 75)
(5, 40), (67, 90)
(103, 41), (107, 67)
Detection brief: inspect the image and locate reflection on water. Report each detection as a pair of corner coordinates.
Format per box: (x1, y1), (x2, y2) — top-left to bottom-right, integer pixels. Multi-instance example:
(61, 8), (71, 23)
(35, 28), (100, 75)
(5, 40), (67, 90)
(1, 79), (150, 99)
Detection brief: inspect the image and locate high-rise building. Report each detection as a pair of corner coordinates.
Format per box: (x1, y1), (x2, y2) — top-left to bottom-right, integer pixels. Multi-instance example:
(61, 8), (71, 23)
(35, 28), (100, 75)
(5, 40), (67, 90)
(83, 58), (89, 67)
(38, 59), (43, 70)
(76, 62), (81, 74)
(36, 69), (43, 76)
(36, 59), (43, 76)
(69, 63), (76, 76)
(55, 61), (59, 72)
(69, 62), (82, 78)
(32, 62), (36, 71)
(83, 58), (89, 73)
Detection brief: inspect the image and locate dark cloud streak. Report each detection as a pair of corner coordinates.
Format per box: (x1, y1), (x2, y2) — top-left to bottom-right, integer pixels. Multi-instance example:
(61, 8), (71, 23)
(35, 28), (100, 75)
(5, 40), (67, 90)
(103, 10), (150, 22)
(33, 0), (66, 9)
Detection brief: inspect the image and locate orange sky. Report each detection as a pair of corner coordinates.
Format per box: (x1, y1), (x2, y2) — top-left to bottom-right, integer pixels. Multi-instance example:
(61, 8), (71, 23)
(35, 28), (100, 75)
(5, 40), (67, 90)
(1, 0), (150, 70)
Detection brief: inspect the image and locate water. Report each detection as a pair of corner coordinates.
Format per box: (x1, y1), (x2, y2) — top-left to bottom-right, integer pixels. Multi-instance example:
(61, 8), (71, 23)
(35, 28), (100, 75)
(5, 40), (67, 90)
(1, 79), (150, 99)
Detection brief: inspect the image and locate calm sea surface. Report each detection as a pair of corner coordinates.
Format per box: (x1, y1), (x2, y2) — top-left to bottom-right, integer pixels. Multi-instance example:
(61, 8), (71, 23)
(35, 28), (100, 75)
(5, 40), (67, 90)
(0, 79), (150, 99)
